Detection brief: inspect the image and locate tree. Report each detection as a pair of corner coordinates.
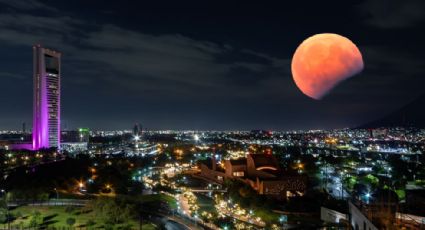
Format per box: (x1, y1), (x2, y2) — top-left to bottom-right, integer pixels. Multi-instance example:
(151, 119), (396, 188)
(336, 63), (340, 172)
(29, 211), (42, 229)
(0, 199), (7, 224)
(91, 197), (135, 225)
(0, 208), (7, 223)
(30, 210), (42, 228)
(363, 174), (379, 188)
(66, 217), (76, 228)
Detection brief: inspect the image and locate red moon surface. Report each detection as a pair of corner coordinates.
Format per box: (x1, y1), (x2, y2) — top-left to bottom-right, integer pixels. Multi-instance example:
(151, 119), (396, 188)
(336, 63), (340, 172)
(291, 33), (364, 99)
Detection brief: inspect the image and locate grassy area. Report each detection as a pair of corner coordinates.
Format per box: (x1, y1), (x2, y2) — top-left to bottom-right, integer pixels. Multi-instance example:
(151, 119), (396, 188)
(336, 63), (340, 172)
(4, 194), (176, 229)
(395, 189), (406, 200)
(8, 205), (148, 229)
(255, 209), (280, 223)
(196, 194), (216, 214)
(141, 223), (158, 230)
(7, 194), (177, 227)
(415, 180), (425, 187)
(139, 193), (177, 209)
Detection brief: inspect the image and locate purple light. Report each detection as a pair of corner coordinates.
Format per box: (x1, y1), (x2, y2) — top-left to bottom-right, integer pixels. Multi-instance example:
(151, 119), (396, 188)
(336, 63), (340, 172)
(32, 45), (61, 150)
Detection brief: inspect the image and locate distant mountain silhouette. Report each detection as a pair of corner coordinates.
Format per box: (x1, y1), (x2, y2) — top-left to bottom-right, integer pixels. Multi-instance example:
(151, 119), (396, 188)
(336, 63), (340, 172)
(359, 93), (425, 128)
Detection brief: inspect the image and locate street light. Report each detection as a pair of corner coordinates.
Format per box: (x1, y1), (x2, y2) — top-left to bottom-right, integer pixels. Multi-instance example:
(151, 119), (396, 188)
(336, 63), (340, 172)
(279, 215), (287, 230)
(54, 188), (59, 205)
(134, 135), (140, 141)
(365, 192), (371, 203)
(194, 214), (198, 226)
(104, 184), (112, 193)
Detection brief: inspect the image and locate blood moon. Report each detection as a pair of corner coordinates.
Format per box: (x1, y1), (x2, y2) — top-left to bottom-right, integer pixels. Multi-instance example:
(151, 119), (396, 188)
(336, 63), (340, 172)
(291, 33), (364, 100)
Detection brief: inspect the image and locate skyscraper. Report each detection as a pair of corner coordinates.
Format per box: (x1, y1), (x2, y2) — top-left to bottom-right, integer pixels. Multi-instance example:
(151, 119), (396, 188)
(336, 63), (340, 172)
(32, 45), (61, 150)
(133, 123), (141, 137)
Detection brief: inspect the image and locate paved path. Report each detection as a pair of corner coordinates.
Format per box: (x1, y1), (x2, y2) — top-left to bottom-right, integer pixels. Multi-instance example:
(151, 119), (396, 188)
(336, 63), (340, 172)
(7, 198), (88, 207)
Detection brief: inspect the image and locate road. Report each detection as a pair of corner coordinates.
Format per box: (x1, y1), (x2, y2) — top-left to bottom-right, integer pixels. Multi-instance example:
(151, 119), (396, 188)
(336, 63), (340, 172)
(175, 194), (219, 229)
(326, 175), (350, 199)
(148, 215), (191, 230)
(164, 219), (190, 230)
(319, 166), (350, 199)
(214, 202), (266, 227)
(142, 207), (203, 230)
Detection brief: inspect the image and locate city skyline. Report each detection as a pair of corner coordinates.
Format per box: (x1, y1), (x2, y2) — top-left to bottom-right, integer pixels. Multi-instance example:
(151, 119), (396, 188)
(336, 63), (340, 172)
(1, 2), (425, 230)
(0, 0), (425, 131)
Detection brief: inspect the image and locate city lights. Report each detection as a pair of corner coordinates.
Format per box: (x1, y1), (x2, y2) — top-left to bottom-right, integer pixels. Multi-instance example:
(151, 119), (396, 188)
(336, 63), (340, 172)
(0, 3), (423, 229)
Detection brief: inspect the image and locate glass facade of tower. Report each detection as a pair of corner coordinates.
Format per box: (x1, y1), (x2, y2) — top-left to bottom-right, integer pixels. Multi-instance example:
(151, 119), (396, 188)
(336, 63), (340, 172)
(33, 45), (61, 150)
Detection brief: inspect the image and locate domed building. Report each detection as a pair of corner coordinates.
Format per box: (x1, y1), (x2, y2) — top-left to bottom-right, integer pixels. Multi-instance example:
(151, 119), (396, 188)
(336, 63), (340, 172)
(200, 153), (307, 199)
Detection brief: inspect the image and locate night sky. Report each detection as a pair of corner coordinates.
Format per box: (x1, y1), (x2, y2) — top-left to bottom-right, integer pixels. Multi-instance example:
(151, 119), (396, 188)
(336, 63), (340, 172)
(0, 0), (424, 131)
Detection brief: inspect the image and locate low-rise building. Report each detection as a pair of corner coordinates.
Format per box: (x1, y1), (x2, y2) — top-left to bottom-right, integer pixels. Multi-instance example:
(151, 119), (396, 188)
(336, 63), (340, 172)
(199, 153), (307, 199)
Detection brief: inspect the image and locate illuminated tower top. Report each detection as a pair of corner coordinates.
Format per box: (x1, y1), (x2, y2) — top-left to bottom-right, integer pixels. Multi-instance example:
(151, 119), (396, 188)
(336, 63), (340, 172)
(32, 45), (61, 150)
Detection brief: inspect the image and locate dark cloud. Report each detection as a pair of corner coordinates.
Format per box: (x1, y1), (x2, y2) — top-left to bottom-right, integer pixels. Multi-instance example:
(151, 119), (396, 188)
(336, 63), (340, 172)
(0, 0), (57, 11)
(359, 0), (425, 28)
(0, 1), (290, 130)
(0, 72), (26, 80)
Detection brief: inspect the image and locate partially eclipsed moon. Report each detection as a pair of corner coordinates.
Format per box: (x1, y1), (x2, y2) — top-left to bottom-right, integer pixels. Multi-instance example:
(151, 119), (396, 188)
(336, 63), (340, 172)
(291, 33), (364, 100)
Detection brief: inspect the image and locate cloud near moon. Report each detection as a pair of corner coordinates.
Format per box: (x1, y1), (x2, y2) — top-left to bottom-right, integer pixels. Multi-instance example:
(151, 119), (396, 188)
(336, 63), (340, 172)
(291, 33), (364, 100)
